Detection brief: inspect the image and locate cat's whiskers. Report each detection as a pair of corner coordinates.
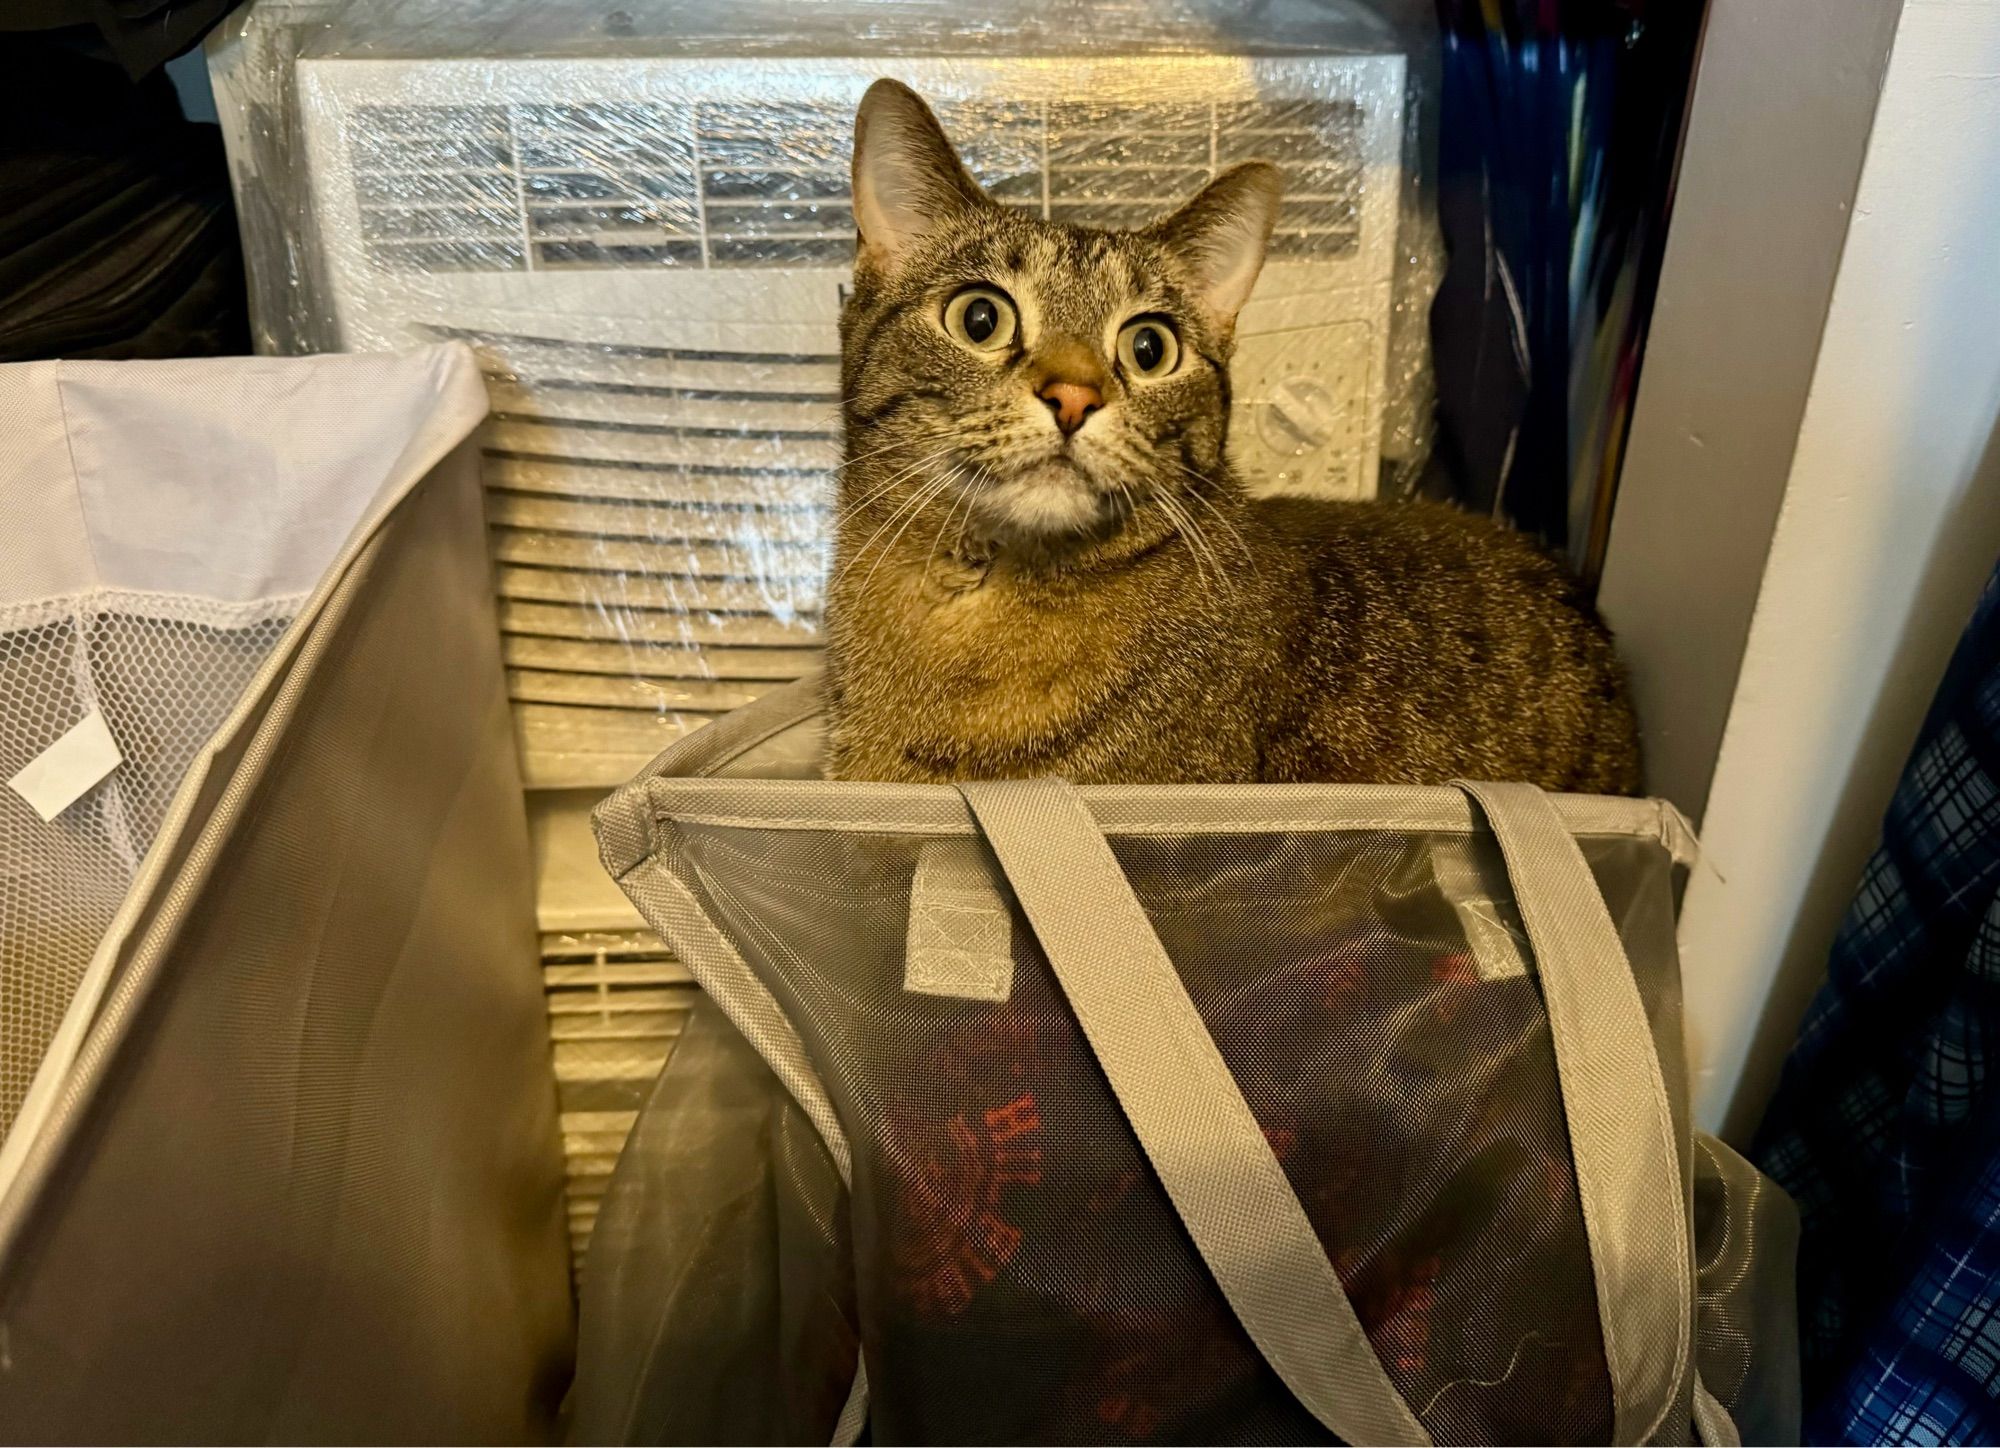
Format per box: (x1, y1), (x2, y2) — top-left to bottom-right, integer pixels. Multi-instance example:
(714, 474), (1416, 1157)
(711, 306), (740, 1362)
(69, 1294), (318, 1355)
(833, 441), (973, 581)
(1110, 477), (1134, 520)
(1091, 439), (1234, 598)
(832, 463), (957, 590)
(855, 465), (966, 598)
(835, 494), (937, 593)
(1169, 466), (1258, 568)
(1159, 488), (1235, 602)
(1191, 510), (1239, 598)
(928, 461), (982, 565)
(833, 466), (942, 532)
(834, 429), (953, 475)
(951, 463), (993, 558)
(1149, 489), (1212, 598)
(831, 443), (963, 529)
(832, 434), (960, 499)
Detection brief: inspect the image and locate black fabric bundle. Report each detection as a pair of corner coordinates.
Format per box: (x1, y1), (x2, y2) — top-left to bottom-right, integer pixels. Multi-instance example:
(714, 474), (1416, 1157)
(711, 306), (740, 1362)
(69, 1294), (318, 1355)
(1, 0), (236, 83)
(0, 38), (248, 363)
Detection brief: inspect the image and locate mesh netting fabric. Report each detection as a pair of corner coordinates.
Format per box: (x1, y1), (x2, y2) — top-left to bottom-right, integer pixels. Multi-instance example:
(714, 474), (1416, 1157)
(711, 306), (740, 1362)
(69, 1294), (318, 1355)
(661, 821), (1682, 1445)
(1692, 1133), (1802, 1446)
(571, 993), (861, 1445)
(0, 446), (575, 1443)
(0, 597), (294, 1134)
(578, 681), (1803, 1443)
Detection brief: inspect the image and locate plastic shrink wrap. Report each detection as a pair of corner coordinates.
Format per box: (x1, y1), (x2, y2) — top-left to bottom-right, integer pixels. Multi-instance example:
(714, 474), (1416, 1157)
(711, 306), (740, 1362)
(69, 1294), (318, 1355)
(208, 0), (1443, 1269)
(210, 0), (1441, 788)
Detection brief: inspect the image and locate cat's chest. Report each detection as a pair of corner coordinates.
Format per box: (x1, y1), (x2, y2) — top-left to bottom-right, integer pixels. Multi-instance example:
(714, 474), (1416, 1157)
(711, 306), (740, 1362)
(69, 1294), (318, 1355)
(928, 573), (1123, 674)
(870, 564), (1142, 723)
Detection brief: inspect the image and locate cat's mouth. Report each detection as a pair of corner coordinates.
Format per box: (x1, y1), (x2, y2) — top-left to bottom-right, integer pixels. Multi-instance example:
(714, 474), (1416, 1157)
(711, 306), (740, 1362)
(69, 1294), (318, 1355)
(973, 454), (1113, 542)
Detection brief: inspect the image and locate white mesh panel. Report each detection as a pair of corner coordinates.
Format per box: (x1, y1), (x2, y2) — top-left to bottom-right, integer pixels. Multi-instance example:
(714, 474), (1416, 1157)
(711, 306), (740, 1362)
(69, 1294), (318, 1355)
(0, 595), (296, 1133)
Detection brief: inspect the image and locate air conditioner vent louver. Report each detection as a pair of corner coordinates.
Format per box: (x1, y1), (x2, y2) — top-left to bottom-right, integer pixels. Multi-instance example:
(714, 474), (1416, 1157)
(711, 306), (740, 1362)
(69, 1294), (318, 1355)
(522, 102), (703, 269)
(352, 104), (524, 272)
(541, 928), (698, 1272)
(351, 96), (1367, 275)
(420, 322), (833, 780)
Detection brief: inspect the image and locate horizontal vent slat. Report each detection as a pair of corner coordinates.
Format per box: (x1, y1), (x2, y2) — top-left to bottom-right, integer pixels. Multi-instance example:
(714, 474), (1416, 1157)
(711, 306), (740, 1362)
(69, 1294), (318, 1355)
(546, 986), (696, 1016)
(504, 634), (819, 682)
(550, 1012), (690, 1042)
(490, 528), (826, 578)
(485, 490), (826, 543)
(487, 380), (835, 433)
(491, 371), (840, 406)
(516, 700), (709, 749)
(552, 1045), (676, 1080)
(509, 669), (767, 712)
(544, 963), (696, 991)
(427, 325), (840, 368)
(562, 1110), (641, 1135)
(496, 563), (823, 613)
(487, 419), (842, 471)
(501, 598), (820, 647)
(483, 453), (832, 509)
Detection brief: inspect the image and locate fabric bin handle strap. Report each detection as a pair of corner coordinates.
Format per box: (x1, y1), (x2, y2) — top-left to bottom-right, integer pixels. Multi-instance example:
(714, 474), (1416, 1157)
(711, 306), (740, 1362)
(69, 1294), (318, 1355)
(959, 778), (1431, 1447)
(1455, 781), (1693, 1444)
(959, 777), (1697, 1447)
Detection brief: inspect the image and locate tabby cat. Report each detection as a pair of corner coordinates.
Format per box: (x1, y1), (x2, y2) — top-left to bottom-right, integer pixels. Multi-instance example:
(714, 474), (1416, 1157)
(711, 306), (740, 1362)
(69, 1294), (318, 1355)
(824, 79), (1640, 793)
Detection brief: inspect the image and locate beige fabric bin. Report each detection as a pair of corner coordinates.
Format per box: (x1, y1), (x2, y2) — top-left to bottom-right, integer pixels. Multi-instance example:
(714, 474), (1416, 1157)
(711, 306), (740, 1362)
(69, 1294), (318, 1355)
(0, 346), (572, 1443)
(579, 678), (1802, 1446)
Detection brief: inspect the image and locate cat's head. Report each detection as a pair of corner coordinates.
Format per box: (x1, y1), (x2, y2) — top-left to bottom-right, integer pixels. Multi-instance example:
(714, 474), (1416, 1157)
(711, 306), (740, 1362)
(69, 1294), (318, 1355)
(839, 79), (1280, 553)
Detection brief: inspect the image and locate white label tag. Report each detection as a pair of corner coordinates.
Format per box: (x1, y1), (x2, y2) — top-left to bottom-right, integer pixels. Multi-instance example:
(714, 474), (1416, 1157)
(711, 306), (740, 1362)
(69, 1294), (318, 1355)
(9, 708), (123, 823)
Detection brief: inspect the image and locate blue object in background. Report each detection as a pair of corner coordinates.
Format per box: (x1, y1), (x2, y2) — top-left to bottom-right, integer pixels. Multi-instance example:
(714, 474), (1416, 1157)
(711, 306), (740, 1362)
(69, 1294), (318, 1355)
(1757, 559), (2000, 1444)
(1429, 0), (1703, 587)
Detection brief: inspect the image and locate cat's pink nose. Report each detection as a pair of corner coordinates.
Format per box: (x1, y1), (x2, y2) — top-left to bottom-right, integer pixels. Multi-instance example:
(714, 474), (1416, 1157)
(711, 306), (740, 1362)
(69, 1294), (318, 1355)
(1039, 380), (1102, 436)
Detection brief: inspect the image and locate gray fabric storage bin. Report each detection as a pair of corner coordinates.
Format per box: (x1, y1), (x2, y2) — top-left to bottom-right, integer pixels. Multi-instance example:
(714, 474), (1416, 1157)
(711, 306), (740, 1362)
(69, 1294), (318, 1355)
(578, 679), (1803, 1446)
(0, 347), (573, 1443)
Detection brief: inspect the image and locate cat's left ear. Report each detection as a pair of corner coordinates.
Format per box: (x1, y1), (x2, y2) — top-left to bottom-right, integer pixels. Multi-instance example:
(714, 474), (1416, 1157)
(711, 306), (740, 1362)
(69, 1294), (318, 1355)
(852, 79), (991, 272)
(1150, 162), (1283, 330)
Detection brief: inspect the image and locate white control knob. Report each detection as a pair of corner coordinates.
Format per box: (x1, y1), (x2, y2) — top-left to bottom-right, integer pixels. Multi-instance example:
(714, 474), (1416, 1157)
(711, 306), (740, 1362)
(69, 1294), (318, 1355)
(1259, 377), (1340, 456)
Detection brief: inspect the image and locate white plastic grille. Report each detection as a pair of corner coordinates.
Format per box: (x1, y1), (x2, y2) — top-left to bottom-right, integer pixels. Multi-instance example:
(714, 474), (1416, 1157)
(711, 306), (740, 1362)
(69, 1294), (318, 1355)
(350, 97), (1365, 274)
(540, 926), (699, 1273)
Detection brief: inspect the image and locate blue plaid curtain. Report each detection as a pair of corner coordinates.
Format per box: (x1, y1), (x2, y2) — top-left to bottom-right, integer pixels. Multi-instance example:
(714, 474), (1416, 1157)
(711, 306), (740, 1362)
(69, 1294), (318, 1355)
(1757, 558), (2000, 1444)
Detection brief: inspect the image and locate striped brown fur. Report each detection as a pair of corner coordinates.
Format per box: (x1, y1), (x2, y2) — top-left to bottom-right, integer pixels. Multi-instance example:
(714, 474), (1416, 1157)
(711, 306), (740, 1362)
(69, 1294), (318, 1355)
(824, 80), (1640, 793)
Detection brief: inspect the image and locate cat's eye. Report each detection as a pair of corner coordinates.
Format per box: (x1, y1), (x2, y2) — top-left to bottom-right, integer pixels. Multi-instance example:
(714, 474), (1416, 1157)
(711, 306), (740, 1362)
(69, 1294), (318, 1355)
(1117, 317), (1181, 379)
(943, 287), (1018, 352)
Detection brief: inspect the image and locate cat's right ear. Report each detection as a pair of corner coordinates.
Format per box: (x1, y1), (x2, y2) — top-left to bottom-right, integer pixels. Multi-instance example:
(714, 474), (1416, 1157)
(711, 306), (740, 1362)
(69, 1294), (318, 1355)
(852, 79), (989, 272)
(1151, 161), (1283, 332)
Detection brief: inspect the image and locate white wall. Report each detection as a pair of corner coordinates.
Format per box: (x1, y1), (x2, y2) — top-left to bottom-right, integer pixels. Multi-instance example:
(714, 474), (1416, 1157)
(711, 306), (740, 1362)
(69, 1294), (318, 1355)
(1680, 0), (2000, 1139)
(1597, 0), (1901, 829)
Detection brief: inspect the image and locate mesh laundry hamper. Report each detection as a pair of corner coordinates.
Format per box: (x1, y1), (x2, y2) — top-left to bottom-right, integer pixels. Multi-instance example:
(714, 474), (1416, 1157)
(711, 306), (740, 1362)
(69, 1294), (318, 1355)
(0, 346), (572, 1442)
(578, 677), (1802, 1446)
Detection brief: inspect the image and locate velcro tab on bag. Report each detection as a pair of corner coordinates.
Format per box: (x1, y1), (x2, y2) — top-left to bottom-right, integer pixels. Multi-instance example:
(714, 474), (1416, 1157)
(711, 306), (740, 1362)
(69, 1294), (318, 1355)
(1433, 840), (1531, 981)
(905, 837), (1015, 1001)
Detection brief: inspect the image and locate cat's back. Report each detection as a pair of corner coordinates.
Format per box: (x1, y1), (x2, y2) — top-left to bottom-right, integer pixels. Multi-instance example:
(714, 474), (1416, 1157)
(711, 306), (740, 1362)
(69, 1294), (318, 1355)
(1257, 494), (1577, 594)
(1249, 496), (1642, 794)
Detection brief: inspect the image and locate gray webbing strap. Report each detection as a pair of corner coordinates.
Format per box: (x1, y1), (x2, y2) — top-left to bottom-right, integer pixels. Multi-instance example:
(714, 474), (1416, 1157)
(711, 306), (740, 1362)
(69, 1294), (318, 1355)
(831, 1359), (870, 1448)
(1457, 781), (1692, 1444)
(959, 779), (1432, 1448)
